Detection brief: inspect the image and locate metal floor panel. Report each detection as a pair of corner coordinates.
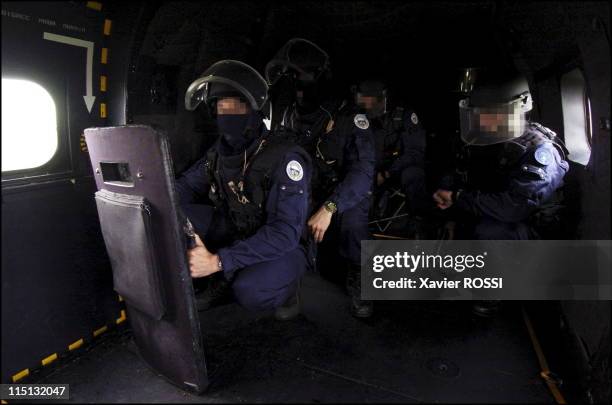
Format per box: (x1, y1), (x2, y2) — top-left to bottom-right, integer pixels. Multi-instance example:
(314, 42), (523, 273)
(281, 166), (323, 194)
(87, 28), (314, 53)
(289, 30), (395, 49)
(34, 271), (553, 403)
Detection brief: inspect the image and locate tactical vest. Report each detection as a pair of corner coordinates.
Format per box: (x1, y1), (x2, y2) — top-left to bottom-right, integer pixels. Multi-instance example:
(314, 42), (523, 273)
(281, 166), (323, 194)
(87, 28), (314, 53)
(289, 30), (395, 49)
(280, 103), (337, 155)
(311, 102), (359, 198)
(205, 138), (311, 239)
(374, 106), (406, 170)
(280, 101), (350, 198)
(456, 122), (568, 192)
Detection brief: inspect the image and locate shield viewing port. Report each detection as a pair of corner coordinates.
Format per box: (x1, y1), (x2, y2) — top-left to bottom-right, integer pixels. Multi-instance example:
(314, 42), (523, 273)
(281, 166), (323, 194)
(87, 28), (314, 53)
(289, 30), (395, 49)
(100, 162), (134, 186)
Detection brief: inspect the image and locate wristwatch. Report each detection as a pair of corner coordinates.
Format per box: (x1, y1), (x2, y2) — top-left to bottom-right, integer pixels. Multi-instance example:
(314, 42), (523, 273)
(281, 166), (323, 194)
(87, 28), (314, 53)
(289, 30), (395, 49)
(323, 200), (338, 214)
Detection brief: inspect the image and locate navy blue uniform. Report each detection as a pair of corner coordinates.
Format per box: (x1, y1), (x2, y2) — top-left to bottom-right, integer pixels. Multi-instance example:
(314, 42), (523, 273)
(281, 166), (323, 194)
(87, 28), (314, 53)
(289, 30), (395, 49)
(443, 122), (569, 239)
(282, 101), (375, 266)
(176, 132), (311, 311)
(371, 106), (428, 214)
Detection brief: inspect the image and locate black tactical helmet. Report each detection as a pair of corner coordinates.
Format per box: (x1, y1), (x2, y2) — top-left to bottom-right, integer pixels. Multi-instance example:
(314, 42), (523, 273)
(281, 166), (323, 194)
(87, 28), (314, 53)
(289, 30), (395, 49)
(265, 38), (330, 85)
(352, 79), (387, 117)
(185, 60), (269, 115)
(458, 67), (533, 145)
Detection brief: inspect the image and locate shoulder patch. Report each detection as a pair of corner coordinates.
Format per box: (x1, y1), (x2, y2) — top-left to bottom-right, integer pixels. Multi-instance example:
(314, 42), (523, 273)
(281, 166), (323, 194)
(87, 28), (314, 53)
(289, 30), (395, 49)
(286, 160), (304, 181)
(534, 146), (553, 166)
(354, 114), (369, 130)
(411, 112), (419, 125)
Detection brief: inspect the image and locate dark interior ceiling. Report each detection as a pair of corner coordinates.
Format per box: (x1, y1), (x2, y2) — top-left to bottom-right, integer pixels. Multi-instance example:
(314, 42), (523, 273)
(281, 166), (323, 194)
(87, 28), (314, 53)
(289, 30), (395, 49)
(138, 1), (608, 78)
(139, 1), (504, 92)
(126, 0), (609, 171)
(135, 0), (609, 107)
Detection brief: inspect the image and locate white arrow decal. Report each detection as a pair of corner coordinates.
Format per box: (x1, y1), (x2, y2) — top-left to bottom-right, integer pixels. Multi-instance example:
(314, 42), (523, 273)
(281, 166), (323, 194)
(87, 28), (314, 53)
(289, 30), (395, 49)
(43, 32), (96, 113)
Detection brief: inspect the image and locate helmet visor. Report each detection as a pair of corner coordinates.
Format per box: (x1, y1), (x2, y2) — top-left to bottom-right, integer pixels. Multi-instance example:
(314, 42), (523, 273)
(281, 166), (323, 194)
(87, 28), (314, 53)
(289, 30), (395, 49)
(265, 38), (329, 85)
(459, 98), (527, 145)
(185, 60), (268, 112)
(356, 93), (386, 117)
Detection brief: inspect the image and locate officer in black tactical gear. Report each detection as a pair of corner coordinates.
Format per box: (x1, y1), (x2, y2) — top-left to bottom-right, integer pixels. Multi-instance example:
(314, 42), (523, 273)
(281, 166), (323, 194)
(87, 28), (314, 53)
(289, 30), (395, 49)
(266, 38), (376, 318)
(353, 79), (428, 237)
(176, 60), (312, 321)
(433, 67), (569, 316)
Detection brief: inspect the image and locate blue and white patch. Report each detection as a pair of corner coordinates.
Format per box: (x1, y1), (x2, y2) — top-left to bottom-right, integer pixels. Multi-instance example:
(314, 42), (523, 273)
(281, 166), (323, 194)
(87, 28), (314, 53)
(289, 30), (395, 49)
(354, 114), (369, 130)
(411, 112), (419, 125)
(534, 146), (553, 166)
(286, 160), (303, 181)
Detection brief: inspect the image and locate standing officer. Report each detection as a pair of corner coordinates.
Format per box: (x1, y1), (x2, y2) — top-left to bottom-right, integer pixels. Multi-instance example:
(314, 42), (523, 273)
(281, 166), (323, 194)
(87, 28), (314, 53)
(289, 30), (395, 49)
(177, 60), (311, 320)
(266, 38), (376, 318)
(432, 67), (569, 316)
(353, 79), (428, 237)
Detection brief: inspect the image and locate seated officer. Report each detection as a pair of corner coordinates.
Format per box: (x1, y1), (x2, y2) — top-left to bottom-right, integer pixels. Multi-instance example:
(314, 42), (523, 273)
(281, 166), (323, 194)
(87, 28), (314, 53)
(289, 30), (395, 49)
(266, 39), (376, 318)
(353, 79), (428, 236)
(176, 60), (312, 320)
(432, 67), (569, 316)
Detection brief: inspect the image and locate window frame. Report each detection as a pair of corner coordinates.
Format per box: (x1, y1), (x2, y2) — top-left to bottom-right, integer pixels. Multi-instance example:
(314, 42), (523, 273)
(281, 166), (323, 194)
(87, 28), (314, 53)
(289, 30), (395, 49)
(583, 87), (593, 148)
(2, 77), (61, 173)
(559, 67), (592, 166)
(1, 74), (73, 185)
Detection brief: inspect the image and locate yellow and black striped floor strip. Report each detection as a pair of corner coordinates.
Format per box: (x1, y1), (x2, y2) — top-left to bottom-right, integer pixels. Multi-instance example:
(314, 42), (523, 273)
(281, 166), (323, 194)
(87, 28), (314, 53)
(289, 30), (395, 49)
(8, 294), (127, 385)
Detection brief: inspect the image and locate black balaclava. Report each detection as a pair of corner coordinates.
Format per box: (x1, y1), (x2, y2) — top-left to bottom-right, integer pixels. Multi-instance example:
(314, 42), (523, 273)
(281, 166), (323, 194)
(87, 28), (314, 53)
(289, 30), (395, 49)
(216, 109), (263, 154)
(295, 80), (322, 115)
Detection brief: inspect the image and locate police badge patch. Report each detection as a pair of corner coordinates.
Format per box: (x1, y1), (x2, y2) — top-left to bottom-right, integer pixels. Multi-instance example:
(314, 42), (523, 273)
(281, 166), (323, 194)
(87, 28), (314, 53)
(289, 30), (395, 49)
(411, 112), (419, 125)
(354, 114), (369, 130)
(286, 160), (304, 181)
(534, 146), (552, 166)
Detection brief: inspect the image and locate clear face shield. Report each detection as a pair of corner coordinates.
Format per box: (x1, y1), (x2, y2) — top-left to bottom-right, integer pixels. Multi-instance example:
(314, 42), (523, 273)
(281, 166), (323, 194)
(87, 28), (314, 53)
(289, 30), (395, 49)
(265, 38), (330, 85)
(356, 92), (387, 118)
(459, 92), (532, 146)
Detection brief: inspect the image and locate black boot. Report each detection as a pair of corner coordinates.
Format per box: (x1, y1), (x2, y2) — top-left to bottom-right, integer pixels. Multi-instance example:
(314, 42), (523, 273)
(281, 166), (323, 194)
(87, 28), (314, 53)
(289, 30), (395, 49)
(195, 274), (232, 311)
(274, 282), (301, 321)
(346, 265), (373, 318)
(471, 300), (501, 318)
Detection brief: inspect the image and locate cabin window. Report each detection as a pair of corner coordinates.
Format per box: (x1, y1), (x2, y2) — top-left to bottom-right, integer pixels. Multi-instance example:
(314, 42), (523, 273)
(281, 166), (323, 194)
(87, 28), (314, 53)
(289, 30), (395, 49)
(560, 68), (592, 166)
(1, 78), (58, 172)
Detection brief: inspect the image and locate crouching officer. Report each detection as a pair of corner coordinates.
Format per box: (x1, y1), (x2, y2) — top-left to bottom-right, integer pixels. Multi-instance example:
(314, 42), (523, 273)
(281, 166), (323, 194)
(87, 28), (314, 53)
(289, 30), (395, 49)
(432, 67), (569, 316)
(176, 60), (312, 320)
(266, 38), (376, 318)
(353, 79), (428, 237)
